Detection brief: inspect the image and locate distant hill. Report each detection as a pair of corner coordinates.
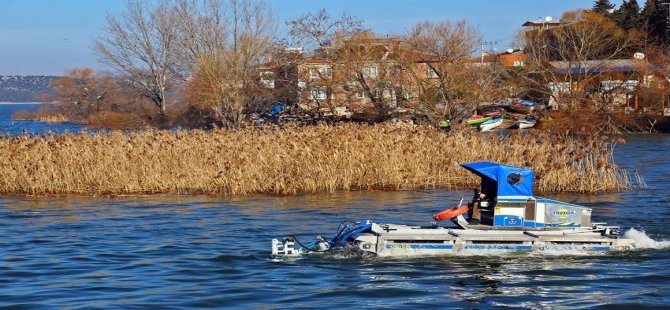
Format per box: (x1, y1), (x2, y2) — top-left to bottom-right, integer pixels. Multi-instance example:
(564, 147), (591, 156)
(0, 76), (60, 102)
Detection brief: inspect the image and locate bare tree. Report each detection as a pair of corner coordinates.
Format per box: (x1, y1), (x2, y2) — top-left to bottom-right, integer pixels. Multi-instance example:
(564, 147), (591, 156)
(187, 0), (275, 128)
(286, 9), (365, 116)
(170, 0), (228, 77)
(293, 31), (404, 120)
(336, 32), (403, 117)
(94, 0), (178, 113)
(400, 20), (485, 121)
(51, 69), (112, 108)
(521, 10), (641, 109)
(287, 9), (364, 51)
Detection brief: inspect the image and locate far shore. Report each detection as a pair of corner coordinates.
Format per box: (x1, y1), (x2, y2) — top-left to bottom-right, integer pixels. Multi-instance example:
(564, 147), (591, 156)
(0, 102), (42, 105)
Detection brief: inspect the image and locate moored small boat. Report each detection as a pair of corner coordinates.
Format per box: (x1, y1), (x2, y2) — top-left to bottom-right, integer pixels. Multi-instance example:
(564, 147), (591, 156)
(465, 110), (504, 126)
(439, 120), (450, 131)
(517, 99), (538, 107)
(479, 115), (503, 131)
(483, 110), (504, 117)
(465, 115), (491, 125)
(507, 102), (531, 114)
(516, 115), (537, 129)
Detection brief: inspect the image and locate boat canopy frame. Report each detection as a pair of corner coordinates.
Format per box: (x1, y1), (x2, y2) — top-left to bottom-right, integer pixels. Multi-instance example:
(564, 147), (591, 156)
(460, 162), (534, 197)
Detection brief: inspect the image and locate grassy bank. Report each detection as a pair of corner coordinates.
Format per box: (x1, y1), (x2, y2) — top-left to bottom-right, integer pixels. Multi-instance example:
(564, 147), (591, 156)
(0, 124), (634, 196)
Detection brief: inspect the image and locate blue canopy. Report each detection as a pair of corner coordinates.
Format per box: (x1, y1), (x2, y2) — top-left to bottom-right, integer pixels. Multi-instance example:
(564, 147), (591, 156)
(460, 162), (534, 197)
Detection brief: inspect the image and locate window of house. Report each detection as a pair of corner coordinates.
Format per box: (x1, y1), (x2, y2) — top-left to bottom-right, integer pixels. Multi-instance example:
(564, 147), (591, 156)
(513, 60), (525, 67)
(356, 90), (369, 99)
(309, 65), (332, 79)
(311, 88), (327, 100)
(260, 71), (275, 88)
(363, 65), (378, 78)
(643, 75), (653, 88)
(383, 88), (397, 107)
(309, 68), (319, 79)
(622, 80), (638, 92)
(548, 82), (570, 94)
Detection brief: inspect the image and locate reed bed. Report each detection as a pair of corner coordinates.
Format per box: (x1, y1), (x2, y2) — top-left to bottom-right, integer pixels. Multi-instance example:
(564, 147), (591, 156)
(0, 124), (635, 196)
(12, 110), (70, 123)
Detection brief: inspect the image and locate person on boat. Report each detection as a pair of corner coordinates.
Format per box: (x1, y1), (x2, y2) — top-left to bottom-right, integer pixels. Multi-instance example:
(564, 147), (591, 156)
(468, 189), (483, 223)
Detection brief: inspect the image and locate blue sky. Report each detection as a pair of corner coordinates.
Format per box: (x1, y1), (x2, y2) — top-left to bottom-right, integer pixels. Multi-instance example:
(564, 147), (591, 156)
(0, 0), (624, 76)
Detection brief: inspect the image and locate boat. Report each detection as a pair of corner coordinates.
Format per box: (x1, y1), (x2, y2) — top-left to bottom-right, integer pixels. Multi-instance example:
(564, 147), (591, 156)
(516, 115), (538, 129)
(439, 120), (450, 131)
(465, 110), (504, 126)
(517, 99), (538, 107)
(479, 115), (503, 131)
(505, 99), (541, 114)
(465, 115), (492, 125)
(506, 102), (531, 114)
(272, 162), (636, 257)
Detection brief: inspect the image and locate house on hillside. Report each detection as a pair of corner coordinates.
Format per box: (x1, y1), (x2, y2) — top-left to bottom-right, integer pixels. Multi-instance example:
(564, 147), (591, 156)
(521, 19), (563, 32)
(254, 48), (303, 108)
(545, 58), (670, 111)
(293, 35), (407, 114)
(255, 33), (531, 117)
(499, 51), (527, 68)
(466, 48), (527, 68)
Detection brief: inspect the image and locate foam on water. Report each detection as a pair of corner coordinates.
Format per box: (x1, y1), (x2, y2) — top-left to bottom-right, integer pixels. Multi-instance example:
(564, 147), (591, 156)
(625, 228), (670, 249)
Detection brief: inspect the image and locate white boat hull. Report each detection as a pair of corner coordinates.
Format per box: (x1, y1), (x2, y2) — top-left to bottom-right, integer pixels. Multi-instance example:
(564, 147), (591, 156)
(516, 121), (536, 129)
(353, 223), (635, 256)
(480, 119), (503, 131)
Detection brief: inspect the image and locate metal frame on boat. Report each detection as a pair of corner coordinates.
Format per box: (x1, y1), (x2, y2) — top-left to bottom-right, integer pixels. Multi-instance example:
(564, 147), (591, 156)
(272, 162), (635, 257)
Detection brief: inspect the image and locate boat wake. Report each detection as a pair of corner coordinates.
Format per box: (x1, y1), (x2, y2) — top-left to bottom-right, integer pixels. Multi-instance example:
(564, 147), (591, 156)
(625, 228), (670, 249)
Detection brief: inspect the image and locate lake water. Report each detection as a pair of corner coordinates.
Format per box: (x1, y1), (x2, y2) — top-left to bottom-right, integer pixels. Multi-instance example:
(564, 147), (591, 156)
(0, 104), (669, 308)
(0, 103), (83, 136)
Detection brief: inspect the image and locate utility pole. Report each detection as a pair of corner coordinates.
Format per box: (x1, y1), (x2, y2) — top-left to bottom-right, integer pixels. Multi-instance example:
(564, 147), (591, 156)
(481, 43), (484, 63)
(481, 41), (498, 64)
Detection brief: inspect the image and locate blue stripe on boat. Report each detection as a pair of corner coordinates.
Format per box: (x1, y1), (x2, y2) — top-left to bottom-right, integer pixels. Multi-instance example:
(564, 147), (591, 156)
(464, 245), (533, 250)
(385, 244), (454, 249)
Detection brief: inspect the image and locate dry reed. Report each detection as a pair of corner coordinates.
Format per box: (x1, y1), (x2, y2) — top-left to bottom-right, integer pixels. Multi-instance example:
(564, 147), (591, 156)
(12, 110), (69, 123)
(0, 124), (636, 196)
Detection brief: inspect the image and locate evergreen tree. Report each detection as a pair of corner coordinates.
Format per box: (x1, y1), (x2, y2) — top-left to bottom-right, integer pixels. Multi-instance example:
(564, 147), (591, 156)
(642, 0), (670, 47)
(641, 0), (657, 22)
(592, 0), (616, 14)
(615, 0), (642, 30)
(641, 0), (657, 38)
